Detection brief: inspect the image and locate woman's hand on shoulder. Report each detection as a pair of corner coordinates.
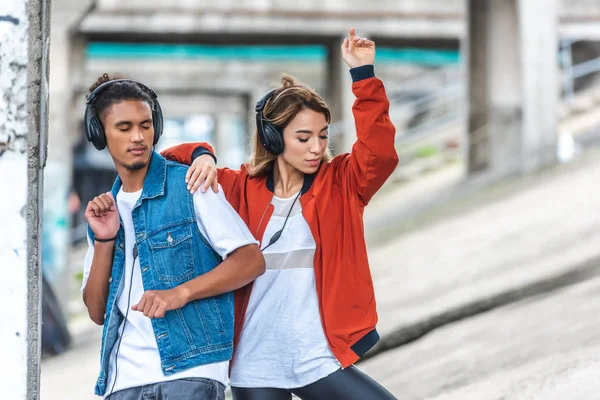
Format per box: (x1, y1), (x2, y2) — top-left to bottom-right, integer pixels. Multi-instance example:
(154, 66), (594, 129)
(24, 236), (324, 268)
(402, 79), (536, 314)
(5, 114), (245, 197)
(186, 154), (219, 194)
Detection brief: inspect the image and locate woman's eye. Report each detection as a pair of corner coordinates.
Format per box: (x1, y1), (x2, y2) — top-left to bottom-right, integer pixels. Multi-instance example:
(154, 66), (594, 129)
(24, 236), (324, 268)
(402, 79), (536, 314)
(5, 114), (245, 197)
(320, 135), (329, 140)
(298, 138), (309, 143)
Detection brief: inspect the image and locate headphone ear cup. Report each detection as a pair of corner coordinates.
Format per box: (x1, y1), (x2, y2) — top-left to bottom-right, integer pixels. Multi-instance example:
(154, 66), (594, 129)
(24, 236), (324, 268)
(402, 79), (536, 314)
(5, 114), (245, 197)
(152, 100), (164, 146)
(255, 88), (284, 156)
(84, 105), (106, 150)
(262, 122), (284, 156)
(91, 116), (106, 150)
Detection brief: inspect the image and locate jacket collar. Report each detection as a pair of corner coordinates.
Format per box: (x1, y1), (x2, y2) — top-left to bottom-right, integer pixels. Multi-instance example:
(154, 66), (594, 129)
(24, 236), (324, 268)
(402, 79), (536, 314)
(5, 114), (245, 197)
(110, 151), (167, 202)
(266, 169), (315, 195)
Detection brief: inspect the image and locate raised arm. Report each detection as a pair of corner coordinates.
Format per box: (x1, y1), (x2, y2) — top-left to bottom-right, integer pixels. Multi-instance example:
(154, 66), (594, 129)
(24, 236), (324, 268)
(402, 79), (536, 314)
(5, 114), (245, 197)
(335, 29), (398, 205)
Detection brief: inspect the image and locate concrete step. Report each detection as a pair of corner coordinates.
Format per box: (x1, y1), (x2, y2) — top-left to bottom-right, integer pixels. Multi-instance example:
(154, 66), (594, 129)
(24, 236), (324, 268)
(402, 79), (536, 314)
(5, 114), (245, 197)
(360, 275), (600, 399)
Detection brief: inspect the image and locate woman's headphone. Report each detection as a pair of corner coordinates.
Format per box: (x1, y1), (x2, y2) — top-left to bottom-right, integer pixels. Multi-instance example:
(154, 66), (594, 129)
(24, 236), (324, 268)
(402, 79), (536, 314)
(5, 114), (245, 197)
(84, 79), (164, 150)
(255, 89), (285, 156)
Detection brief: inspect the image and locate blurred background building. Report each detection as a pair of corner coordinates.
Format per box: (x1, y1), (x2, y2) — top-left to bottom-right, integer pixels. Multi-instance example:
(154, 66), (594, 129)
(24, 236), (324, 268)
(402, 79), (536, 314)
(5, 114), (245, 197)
(39, 0), (600, 398)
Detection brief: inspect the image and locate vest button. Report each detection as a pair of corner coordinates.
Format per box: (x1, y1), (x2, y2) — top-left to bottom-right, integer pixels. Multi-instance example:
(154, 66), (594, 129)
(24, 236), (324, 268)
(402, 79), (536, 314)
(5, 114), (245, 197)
(108, 277), (112, 283)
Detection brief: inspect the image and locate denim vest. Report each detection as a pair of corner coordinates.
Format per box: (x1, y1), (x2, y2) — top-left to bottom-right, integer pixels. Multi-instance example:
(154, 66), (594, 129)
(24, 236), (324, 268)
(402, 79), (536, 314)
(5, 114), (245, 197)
(88, 152), (234, 396)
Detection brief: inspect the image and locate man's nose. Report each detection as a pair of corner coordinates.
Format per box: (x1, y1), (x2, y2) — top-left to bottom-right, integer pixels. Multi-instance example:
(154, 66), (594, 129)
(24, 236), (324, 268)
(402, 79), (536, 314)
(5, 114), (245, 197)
(131, 128), (144, 142)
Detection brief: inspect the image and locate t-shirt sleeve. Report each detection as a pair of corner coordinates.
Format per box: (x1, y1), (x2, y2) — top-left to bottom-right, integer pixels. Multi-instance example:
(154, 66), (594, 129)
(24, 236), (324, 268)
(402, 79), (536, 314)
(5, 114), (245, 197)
(80, 233), (95, 291)
(193, 184), (258, 259)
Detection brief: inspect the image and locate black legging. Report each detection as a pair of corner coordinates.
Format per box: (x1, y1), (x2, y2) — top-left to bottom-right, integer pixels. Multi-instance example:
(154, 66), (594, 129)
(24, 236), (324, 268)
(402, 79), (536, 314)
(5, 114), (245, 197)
(231, 366), (397, 400)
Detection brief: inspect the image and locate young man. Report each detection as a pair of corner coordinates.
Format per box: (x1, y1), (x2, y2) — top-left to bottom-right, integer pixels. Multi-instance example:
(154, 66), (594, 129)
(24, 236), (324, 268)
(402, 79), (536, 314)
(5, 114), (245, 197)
(81, 74), (265, 400)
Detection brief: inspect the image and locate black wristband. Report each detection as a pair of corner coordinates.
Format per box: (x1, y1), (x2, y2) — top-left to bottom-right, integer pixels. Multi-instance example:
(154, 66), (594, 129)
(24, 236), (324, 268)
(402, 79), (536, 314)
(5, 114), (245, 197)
(95, 235), (117, 243)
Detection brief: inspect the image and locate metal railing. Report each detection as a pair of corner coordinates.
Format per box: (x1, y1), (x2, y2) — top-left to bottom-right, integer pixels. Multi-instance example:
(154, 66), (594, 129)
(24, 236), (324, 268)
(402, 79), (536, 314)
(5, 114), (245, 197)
(561, 39), (600, 101)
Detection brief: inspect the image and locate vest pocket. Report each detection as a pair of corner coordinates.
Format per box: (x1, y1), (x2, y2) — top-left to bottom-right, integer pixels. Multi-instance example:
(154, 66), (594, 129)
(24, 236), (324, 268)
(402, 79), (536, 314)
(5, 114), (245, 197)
(148, 224), (195, 282)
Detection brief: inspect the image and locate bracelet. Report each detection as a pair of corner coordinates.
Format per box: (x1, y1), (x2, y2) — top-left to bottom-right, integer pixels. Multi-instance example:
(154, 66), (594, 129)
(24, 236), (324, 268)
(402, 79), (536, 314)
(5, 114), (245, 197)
(95, 235), (117, 243)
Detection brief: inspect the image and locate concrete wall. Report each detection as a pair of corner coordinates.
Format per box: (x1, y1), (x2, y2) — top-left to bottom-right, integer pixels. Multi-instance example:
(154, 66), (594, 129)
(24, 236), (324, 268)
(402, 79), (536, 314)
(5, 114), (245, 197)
(0, 0), (50, 398)
(0, 1), (30, 397)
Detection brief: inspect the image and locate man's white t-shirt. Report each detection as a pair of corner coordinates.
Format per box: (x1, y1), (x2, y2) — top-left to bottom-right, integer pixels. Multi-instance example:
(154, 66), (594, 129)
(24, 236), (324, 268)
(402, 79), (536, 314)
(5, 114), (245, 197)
(81, 185), (257, 397)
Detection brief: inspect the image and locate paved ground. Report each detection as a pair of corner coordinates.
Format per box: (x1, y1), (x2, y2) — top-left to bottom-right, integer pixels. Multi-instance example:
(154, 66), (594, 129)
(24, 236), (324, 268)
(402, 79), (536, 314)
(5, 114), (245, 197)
(360, 276), (600, 399)
(41, 318), (100, 400)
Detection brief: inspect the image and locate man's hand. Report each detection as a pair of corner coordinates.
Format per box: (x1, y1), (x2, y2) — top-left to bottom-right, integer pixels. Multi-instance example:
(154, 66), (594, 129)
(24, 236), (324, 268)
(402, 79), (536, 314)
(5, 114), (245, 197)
(341, 27), (375, 69)
(132, 288), (188, 319)
(84, 192), (120, 240)
(186, 154), (219, 194)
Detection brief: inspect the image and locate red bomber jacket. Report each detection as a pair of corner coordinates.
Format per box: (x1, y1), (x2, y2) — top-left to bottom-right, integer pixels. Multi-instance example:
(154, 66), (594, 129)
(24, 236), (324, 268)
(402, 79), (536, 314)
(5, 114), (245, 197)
(161, 71), (398, 368)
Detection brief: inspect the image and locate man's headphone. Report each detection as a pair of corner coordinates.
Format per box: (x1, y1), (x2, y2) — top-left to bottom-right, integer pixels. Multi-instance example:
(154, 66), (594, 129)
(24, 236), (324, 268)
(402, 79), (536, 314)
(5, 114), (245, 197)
(84, 79), (164, 151)
(255, 89), (285, 156)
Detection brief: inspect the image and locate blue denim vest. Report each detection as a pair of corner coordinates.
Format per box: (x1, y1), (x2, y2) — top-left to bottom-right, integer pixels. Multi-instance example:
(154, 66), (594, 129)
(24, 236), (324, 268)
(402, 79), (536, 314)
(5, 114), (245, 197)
(88, 152), (234, 396)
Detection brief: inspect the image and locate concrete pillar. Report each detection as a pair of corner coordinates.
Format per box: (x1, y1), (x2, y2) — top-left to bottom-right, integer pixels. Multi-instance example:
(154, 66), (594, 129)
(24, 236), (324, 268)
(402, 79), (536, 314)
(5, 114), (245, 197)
(0, 0), (50, 398)
(518, 0), (559, 172)
(466, 0), (558, 176)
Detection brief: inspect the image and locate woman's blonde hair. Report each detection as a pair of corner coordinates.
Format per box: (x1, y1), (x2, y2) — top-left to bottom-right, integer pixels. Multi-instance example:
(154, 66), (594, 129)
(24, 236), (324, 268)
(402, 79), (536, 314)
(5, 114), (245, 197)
(247, 75), (334, 177)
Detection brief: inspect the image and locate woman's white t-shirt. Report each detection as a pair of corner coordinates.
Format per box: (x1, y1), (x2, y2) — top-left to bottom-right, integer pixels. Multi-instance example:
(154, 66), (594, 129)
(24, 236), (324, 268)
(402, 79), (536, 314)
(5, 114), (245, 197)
(229, 193), (340, 388)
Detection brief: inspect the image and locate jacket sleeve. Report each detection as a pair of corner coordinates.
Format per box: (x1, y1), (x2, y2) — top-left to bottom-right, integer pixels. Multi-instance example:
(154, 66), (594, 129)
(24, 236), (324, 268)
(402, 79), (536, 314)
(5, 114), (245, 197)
(334, 67), (399, 206)
(160, 142), (214, 165)
(160, 142), (242, 202)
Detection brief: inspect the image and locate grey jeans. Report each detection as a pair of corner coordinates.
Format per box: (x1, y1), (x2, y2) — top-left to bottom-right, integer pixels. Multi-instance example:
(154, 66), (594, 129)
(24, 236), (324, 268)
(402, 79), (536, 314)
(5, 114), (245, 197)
(106, 378), (225, 400)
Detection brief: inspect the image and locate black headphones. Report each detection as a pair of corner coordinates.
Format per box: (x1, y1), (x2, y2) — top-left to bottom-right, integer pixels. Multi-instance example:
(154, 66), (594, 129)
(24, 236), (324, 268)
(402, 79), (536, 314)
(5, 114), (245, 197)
(84, 79), (164, 150)
(255, 88), (285, 156)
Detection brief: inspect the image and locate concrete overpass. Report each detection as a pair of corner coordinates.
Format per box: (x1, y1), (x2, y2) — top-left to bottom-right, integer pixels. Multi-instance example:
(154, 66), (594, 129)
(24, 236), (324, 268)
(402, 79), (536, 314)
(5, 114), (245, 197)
(77, 0), (600, 40)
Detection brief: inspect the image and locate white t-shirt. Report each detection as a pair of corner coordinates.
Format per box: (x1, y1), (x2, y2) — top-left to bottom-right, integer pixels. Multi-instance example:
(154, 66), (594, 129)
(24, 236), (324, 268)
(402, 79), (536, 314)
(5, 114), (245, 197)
(81, 185), (257, 397)
(229, 193), (340, 388)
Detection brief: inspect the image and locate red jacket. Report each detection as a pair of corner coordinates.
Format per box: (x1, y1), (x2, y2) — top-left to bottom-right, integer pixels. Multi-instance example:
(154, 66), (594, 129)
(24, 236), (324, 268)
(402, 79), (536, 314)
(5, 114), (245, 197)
(162, 75), (398, 368)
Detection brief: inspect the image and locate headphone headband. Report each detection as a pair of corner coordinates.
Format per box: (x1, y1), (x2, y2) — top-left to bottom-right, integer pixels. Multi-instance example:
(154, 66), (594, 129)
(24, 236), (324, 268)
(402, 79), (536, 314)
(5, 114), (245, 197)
(255, 89), (276, 113)
(84, 78), (163, 151)
(86, 79), (158, 105)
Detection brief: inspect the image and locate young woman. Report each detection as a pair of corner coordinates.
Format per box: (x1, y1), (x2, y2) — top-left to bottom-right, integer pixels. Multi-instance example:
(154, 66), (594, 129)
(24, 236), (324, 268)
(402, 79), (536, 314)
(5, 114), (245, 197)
(162, 29), (398, 400)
